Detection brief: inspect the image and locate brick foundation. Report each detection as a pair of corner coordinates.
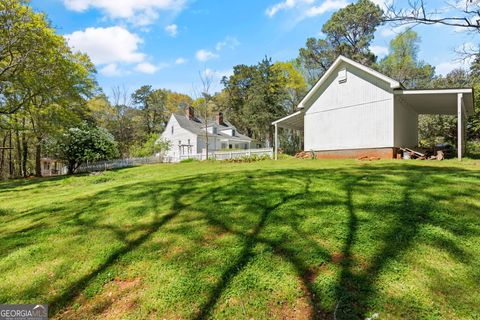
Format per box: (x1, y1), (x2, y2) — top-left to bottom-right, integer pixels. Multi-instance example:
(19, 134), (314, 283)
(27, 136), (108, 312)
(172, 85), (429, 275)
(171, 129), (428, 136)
(313, 147), (398, 159)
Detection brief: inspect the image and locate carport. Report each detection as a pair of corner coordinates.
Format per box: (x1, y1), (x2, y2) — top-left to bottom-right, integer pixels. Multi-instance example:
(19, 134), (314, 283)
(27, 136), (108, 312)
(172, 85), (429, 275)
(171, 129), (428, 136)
(272, 110), (304, 160)
(394, 88), (474, 160)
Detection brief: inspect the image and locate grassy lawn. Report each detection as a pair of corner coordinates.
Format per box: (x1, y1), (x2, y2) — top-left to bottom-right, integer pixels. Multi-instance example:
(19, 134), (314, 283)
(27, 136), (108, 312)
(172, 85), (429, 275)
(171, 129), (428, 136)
(1, 159), (480, 319)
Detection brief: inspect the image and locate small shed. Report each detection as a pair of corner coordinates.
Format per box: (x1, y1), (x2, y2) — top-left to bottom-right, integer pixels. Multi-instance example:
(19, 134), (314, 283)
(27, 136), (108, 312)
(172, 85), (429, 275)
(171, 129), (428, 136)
(272, 55), (474, 160)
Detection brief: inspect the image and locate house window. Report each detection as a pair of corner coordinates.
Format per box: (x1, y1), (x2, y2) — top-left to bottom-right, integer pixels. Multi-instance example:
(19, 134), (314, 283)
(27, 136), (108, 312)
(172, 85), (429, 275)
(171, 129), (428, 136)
(213, 127), (217, 134)
(229, 144), (232, 149)
(171, 125), (174, 134)
(231, 129), (236, 136)
(178, 140), (181, 145)
(187, 139), (190, 145)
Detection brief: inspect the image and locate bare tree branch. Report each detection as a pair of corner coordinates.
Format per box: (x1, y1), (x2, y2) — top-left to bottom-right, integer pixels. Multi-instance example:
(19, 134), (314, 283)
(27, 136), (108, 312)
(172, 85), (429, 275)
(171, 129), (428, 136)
(384, 0), (480, 31)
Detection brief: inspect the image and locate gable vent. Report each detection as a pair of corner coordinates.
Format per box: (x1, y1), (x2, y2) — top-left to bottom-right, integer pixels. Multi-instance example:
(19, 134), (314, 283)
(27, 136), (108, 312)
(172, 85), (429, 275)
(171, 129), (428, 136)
(338, 68), (347, 83)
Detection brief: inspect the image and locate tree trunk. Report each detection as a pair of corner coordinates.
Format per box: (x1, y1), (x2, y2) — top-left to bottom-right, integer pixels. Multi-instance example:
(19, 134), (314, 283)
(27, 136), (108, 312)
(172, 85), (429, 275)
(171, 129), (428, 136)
(35, 140), (42, 177)
(67, 161), (76, 175)
(9, 130), (13, 178)
(22, 118), (28, 177)
(0, 134), (7, 178)
(15, 127), (23, 177)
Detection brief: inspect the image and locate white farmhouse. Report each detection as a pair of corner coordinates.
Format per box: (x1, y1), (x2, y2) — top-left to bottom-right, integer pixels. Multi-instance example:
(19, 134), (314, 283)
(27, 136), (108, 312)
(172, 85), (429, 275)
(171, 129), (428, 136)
(273, 55), (474, 160)
(160, 106), (253, 159)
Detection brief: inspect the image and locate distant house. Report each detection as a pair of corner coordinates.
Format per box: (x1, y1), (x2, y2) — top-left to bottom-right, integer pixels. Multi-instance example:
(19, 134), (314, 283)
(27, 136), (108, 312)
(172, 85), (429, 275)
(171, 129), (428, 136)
(160, 106), (253, 159)
(273, 55), (474, 160)
(40, 158), (67, 176)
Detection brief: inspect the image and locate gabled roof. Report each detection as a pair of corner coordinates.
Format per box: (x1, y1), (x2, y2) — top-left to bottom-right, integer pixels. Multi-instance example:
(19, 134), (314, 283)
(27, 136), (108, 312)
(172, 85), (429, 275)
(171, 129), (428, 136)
(171, 113), (252, 141)
(297, 55), (403, 110)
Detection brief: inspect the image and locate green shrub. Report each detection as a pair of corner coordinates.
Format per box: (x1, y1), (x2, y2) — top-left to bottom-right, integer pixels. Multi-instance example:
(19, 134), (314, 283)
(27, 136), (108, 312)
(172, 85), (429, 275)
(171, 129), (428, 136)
(277, 153), (293, 160)
(223, 154), (271, 163)
(180, 158), (200, 163)
(466, 140), (480, 159)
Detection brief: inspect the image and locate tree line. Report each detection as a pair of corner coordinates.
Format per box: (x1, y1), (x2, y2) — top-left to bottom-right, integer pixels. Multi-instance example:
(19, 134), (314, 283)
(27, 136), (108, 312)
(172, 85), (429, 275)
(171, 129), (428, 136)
(2, 0), (480, 178)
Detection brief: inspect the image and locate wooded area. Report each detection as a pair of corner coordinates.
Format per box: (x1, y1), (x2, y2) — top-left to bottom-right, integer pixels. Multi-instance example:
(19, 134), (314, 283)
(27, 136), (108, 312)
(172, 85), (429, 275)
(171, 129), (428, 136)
(1, 0), (480, 179)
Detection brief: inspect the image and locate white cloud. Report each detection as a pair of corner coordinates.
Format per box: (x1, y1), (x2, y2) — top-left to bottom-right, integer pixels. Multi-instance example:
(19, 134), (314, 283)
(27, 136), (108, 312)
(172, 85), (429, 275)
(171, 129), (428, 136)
(200, 68), (233, 92)
(304, 0), (348, 17)
(65, 26), (145, 65)
(215, 36), (240, 51)
(63, 0), (186, 26)
(436, 43), (476, 76)
(370, 45), (389, 57)
(165, 24), (178, 37)
(202, 68), (232, 79)
(453, 26), (468, 33)
(134, 62), (160, 74)
(435, 42), (478, 75)
(195, 49), (219, 62)
(379, 25), (407, 37)
(266, 0), (314, 17)
(370, 0), (392, 10)
(100, 63), (122, 76)
(175, 57), (187, 64)
(458, 42), (478, 55)
(436, 61), (463, 76)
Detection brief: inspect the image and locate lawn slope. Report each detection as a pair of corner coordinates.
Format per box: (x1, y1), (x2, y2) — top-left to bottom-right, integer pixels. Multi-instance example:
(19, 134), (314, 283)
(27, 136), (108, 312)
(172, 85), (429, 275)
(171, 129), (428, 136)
(1, 159), (480, 319)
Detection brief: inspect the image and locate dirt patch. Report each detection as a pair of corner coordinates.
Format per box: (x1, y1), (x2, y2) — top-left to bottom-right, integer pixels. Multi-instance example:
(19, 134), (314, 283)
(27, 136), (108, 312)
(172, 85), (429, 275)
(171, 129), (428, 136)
(331, 252), (345, 264)
(115, 278), (141, 290)
(303, 264), (324, 283)
(202, 225), (229, 242)
(296, 270), (332, 319)
(54, 278), (142, 320)
(163, 245), (186, 260)
(270, 297), (312, 320)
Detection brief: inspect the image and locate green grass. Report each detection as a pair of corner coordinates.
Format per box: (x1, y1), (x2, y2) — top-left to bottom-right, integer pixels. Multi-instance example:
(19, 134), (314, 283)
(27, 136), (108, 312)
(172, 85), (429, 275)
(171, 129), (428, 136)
(1, 159), (480, 319)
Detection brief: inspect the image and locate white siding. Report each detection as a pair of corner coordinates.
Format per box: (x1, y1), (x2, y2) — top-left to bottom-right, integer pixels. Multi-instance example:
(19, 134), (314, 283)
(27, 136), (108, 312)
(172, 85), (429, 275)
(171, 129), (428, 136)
(197, 137), (250, 153)
(161, 116), (197, 158)
(394, 96), (418, 147)
(197, 136), (220, 153)
(304, 62), (394, 151)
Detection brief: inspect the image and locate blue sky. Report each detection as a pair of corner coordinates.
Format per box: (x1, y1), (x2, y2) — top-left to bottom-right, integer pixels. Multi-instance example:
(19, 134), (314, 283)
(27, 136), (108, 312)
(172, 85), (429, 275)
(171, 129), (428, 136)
(31, 0), (475, 98)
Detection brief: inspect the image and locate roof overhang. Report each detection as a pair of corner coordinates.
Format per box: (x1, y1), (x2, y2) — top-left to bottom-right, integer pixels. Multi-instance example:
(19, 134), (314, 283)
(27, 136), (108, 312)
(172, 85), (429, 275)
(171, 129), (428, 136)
(394, 88), (474, 116)
(272, 110), (304, 130)
(297, 55), (403, 110)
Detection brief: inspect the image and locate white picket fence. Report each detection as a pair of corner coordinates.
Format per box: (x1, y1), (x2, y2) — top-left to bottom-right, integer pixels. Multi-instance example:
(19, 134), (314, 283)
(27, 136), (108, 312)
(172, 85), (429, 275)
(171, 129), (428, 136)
(77, 156), (164, 173)
(173, 148), (273, 162)
(76, 148), (273, 173)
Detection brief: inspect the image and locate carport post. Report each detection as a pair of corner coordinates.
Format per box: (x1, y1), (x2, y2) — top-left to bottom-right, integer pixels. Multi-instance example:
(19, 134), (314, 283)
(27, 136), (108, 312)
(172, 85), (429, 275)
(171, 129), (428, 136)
(274, 123), (278, 160)
(457, 93), (463, 161)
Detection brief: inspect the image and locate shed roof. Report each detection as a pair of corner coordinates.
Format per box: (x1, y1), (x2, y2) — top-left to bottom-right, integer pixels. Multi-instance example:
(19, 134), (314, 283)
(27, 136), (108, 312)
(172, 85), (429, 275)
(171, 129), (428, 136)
(297, 55), (403, 110)
(394, 88), (474, 116)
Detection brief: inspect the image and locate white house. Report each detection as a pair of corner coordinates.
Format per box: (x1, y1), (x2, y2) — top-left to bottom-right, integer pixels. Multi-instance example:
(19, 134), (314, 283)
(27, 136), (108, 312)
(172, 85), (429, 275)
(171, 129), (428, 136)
(160, 106), (253, 159)
(273, 55), (474, 160)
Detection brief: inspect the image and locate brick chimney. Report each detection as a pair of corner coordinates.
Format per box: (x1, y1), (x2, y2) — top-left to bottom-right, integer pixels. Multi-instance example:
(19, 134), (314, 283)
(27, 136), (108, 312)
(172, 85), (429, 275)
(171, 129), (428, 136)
(185, 106), (195, 120)
(215, 112), (224, 126)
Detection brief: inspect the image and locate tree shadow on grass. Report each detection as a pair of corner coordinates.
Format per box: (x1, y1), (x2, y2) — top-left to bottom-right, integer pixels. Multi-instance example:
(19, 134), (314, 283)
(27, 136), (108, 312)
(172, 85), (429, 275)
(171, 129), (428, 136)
(2, 163), (479, 319)
(333, 164), (479, 319)
(195, 177), (336, 319)
(47, 177), (201, 315)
